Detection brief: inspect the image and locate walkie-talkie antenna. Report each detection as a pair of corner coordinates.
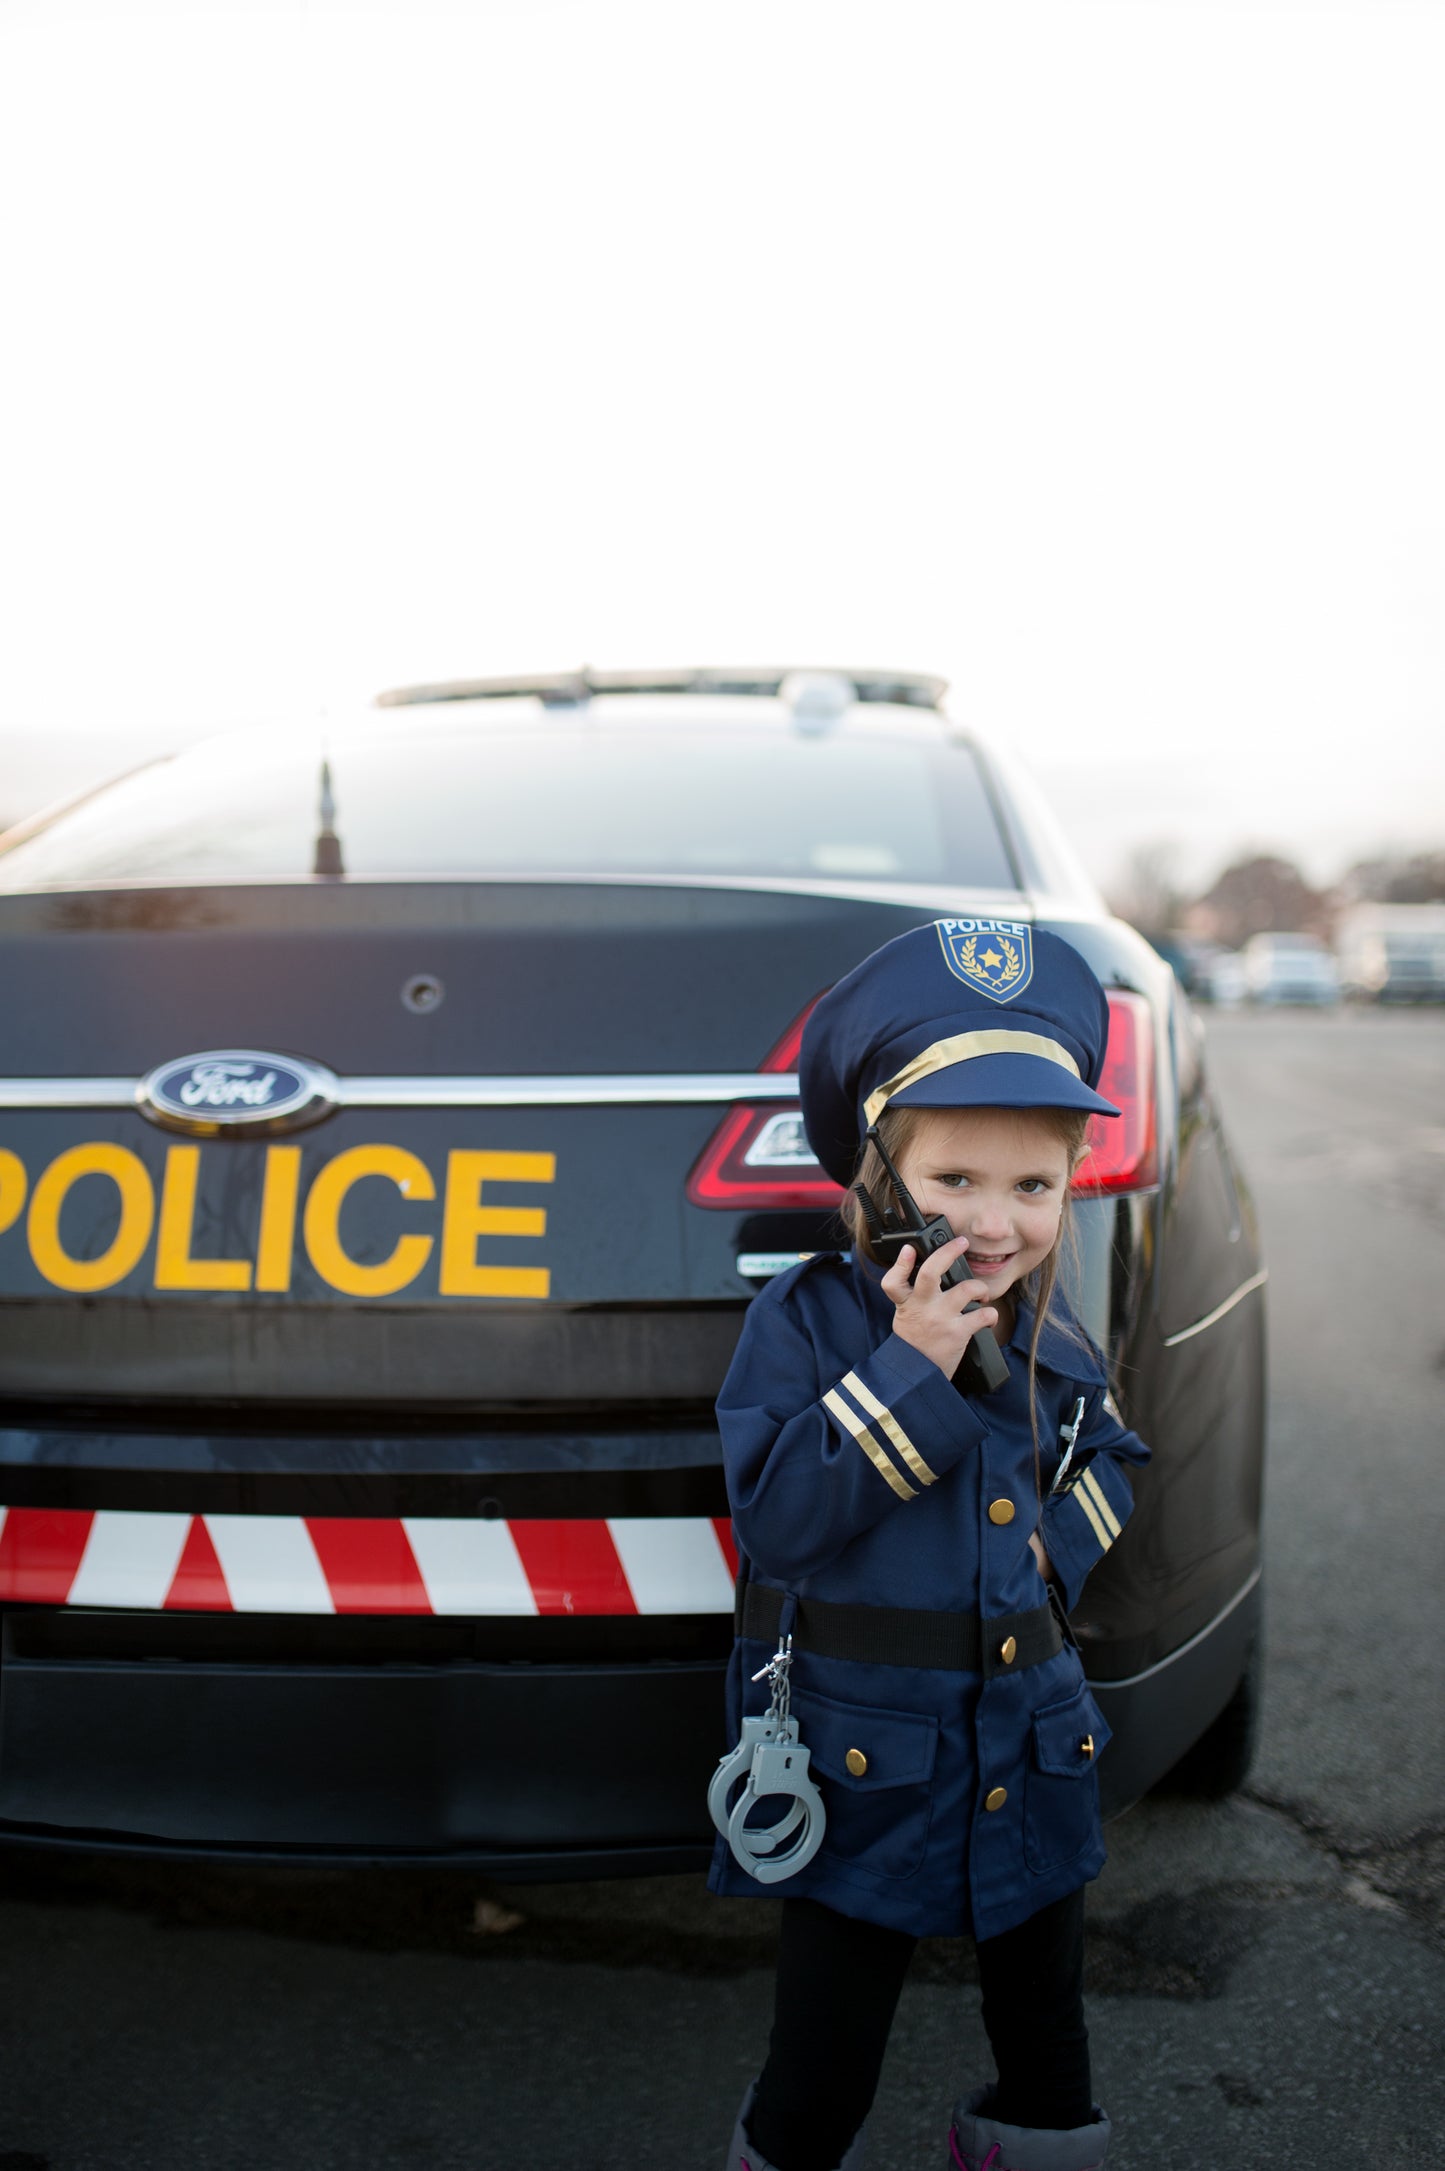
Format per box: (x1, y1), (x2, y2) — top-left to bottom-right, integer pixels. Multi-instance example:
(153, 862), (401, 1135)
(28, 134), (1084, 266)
(852, 1184), (888, 1242)
(866, 1124), (925, 1229)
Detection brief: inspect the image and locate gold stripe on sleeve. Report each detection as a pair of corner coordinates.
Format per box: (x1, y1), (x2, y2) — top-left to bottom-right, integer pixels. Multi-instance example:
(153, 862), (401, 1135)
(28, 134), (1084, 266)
(823, 1389), (917, 1501)
(1080, 1467), (1121, 1541)
(1072, 1479), (1112, 1552)
(840, 1371), (939, 1487)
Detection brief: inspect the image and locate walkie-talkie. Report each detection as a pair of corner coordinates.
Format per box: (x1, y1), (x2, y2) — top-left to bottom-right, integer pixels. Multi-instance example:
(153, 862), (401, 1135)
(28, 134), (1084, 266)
(854, 1125), (1011, 1397)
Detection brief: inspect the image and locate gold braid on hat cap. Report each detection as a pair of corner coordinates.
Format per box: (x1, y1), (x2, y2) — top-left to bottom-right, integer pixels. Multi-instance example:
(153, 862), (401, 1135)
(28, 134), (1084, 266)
(862, 1029), (1082, 1126)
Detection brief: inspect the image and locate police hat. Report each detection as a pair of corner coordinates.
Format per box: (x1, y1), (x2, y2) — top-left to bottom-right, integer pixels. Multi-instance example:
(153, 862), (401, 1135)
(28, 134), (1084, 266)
(800, 919), (1120, 1186)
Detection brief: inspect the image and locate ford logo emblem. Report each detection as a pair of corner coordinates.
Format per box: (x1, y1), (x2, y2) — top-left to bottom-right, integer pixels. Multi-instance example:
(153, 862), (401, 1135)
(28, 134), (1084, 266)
(136, 1050), (339, 1137)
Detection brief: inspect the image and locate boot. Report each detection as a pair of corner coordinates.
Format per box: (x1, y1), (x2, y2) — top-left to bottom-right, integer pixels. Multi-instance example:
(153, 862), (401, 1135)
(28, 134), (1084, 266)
(947, 2087), (1110, 2171)
(725, 2080), (868, 2170)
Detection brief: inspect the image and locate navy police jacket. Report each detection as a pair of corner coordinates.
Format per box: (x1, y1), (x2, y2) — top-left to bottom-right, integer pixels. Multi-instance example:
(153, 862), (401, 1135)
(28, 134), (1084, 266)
(707, 1250), (1150, 1941)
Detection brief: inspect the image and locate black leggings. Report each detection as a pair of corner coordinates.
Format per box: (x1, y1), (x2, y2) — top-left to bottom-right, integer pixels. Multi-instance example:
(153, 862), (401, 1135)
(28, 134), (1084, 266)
(748, 1891), (1090, 2171)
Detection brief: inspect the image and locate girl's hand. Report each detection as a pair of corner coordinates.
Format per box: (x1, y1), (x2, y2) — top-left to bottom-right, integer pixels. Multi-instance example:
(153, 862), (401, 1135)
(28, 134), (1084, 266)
(1028, 1530), (1055, 1584)
(880, 1237), (999, 1380)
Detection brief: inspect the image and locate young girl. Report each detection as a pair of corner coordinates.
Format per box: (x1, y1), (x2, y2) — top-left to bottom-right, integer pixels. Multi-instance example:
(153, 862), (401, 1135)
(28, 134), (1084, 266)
(709, 920), (1150, 2171)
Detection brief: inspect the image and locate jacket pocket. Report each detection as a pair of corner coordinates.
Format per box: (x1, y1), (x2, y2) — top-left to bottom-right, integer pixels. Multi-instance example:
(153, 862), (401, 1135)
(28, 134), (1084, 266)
(1023, 1685), (1112, 1875)
(792, 1686), (940, 1882)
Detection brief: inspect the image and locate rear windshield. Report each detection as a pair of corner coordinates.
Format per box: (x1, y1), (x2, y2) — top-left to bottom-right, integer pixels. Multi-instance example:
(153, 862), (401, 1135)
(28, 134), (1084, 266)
(0, 720), (1017, 891)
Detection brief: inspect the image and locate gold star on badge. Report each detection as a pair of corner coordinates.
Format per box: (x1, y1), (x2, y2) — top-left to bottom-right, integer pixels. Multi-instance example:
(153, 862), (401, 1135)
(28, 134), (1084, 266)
(981, 948), (1004, 969)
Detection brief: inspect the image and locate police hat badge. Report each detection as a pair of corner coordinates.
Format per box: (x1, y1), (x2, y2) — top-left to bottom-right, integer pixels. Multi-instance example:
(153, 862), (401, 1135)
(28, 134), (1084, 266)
(937, 917), (1034, 1003)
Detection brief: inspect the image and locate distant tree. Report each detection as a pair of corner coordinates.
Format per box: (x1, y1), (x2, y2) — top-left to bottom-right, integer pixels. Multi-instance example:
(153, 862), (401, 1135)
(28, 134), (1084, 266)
(1105, 842), (1186, 939)
(1336, 850), (1445, 905)
(1187, 854), (1326, 949)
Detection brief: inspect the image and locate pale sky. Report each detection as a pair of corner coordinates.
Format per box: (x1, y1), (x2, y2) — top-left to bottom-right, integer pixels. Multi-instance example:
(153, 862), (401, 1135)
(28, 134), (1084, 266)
(2, 0), (1441, 895)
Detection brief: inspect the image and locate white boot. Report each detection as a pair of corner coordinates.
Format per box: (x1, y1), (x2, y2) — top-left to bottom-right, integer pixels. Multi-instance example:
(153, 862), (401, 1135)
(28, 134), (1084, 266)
(947, 2087), (1110, 2170)
(725, 2080), (867, 2170)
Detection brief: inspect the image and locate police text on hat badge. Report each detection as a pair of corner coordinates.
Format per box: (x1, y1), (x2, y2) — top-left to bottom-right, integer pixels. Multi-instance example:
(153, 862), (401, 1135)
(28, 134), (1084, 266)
(936, 918), (1034, 1004)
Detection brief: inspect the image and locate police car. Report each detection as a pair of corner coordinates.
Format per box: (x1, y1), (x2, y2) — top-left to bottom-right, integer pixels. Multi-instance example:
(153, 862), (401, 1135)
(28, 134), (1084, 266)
(0, 668), (1265, 1866)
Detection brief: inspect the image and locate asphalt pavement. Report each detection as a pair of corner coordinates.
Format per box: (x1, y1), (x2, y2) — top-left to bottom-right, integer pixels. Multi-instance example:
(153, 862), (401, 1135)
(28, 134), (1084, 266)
(1, 1007), (1442, 2170)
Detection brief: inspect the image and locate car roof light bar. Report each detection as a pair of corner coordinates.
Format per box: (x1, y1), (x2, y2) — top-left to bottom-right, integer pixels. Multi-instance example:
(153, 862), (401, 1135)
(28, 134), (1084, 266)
(374, 666), (950, 712)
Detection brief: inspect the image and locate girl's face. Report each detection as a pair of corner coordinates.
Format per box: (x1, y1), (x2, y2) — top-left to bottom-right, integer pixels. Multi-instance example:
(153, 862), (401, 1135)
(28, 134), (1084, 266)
(891, 1105), (1074, 1298)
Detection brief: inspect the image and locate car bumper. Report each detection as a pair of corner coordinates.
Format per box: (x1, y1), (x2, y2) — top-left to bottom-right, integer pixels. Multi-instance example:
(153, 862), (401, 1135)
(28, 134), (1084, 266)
(0, 1604), (731, 1872)
(0, 1574), (1260, 1866)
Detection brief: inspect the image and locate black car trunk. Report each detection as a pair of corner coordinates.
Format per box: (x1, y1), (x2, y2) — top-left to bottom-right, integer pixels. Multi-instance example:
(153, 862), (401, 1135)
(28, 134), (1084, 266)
(0, 879), (1018, 1409)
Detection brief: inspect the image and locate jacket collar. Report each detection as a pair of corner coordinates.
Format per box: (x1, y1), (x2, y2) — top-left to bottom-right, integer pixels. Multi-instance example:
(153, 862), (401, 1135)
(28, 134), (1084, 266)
(1004, 1292), (1107, 1386)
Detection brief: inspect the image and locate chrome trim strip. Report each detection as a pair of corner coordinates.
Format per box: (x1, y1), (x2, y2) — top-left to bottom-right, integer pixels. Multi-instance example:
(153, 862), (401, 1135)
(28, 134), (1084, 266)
(1160, 1269), (1269, 1349)
(0, 1072), (803, 1112)
(1086, 1568), (1261, 1692)
(0, 1080), (139, 1108)
(339, 1074), (800, 1108)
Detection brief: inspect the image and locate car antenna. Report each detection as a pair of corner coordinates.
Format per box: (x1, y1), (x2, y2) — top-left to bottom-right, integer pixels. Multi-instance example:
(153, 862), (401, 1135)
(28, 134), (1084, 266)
(312, 755), (345, 878)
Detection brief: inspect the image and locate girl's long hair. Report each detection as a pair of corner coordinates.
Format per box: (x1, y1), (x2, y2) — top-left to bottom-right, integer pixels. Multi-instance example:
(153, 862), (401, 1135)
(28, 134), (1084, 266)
(840, 1103), (1093, 1499)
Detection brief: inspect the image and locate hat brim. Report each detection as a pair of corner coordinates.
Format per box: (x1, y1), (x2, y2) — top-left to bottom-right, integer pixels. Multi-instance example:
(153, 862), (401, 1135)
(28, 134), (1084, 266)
(885, 1051), (1119, 1120)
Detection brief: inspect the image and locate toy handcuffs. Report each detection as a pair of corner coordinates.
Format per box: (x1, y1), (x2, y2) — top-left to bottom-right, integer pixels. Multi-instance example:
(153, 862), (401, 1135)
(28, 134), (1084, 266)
(707, 1633), (826, 1883)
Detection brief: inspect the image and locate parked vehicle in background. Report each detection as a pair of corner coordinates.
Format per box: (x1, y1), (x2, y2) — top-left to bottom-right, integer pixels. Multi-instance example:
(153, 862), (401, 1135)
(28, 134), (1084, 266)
(1335, 903), (1445, 1003)
(1205, 950), (1249, 1007)
(0, 667), (1267, 1870)
(1242, 931), (1340, 1006)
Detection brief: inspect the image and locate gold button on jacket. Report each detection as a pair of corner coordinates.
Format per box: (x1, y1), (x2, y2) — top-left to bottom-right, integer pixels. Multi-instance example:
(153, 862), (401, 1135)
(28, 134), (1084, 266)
(845, 1747), (868, 1777)
(987, 1498), (1015, 1525)
(984, 1786), (1008, 1812)
(999, 1635), (1018, 1665)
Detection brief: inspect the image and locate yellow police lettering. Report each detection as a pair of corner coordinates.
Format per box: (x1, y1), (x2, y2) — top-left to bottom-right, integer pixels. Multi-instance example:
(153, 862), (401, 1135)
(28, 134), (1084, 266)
(0, 1150), (26, 1237)
(26, 1142), (155, 1292)
(155, 1144), (253, 1291)
(440, 1150), (554, 1298)
(303, 1144), (435, 1297)
(255, 1145), (302, 1293)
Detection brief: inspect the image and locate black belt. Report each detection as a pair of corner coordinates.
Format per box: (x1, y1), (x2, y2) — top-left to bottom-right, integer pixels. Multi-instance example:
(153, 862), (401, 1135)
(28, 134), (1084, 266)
(738, 1581), (1064, 1681)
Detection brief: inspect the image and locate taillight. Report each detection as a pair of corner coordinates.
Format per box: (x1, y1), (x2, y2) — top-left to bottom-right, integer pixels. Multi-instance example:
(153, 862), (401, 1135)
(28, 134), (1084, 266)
(687, 987), (1159, 1211)
(1073, 991), (1158, 1194)
(685, 1000), (845, 1212)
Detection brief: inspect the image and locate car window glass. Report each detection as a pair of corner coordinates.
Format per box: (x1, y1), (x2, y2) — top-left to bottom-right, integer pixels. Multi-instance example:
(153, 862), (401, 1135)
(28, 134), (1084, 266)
(0, 723), (1017, 890)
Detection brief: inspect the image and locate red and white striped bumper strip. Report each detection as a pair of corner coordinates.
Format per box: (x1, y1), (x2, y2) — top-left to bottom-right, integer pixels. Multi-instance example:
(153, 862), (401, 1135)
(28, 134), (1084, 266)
(0, 1506), (740, 1617)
